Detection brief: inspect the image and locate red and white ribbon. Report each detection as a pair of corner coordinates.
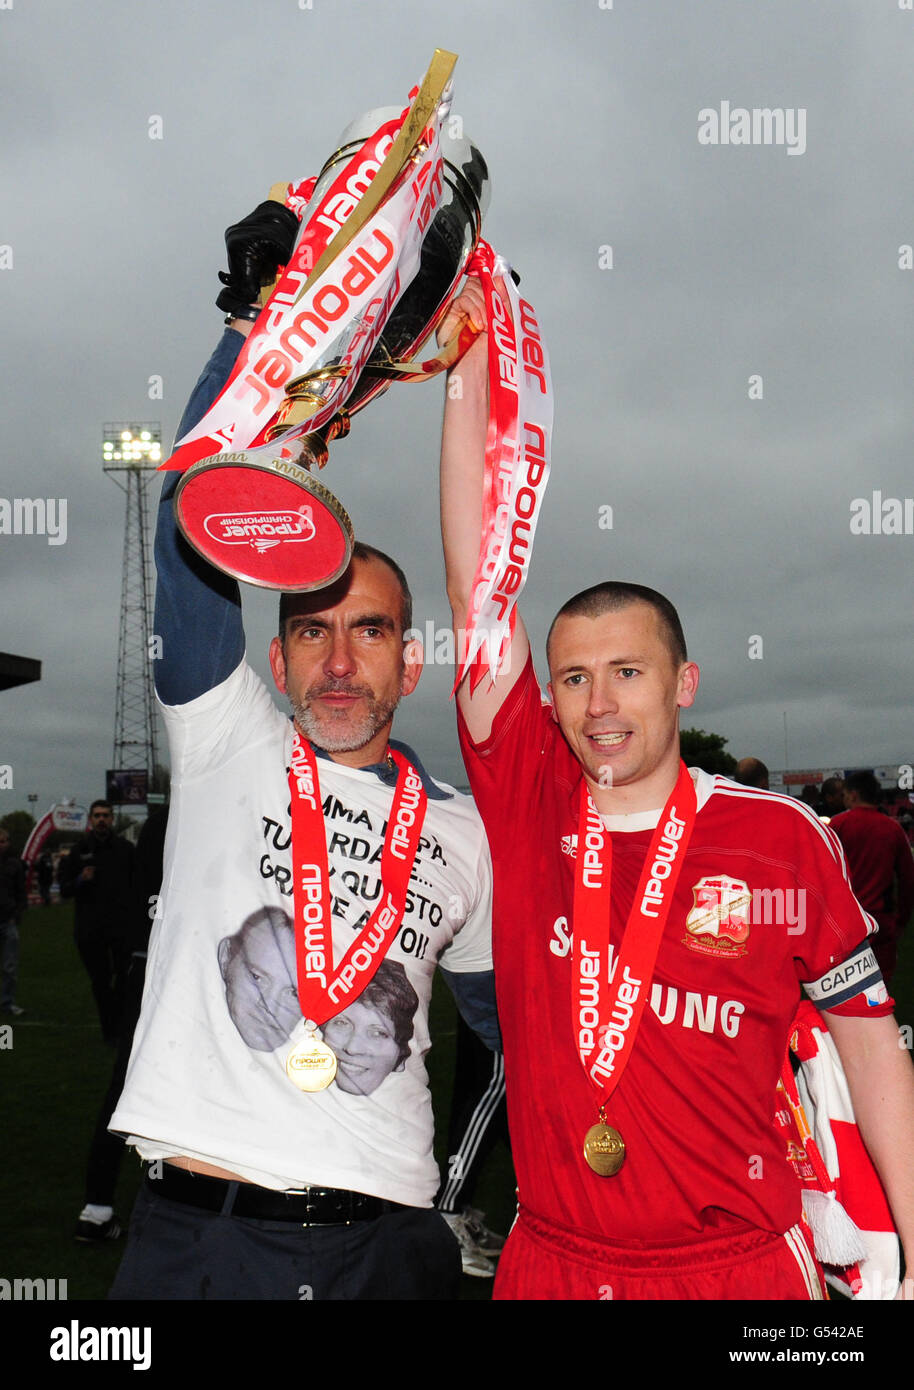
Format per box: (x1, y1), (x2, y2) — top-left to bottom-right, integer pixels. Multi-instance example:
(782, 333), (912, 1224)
(289, 734), (427, 1021)
(455, 240), (554, 688)
(572, 762), (697, 1103)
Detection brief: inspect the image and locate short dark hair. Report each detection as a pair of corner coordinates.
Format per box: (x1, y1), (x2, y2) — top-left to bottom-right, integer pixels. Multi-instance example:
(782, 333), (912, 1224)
(546, 582), (688, 669)
(356, 960), (419, 1068)
(278, 543), (412, 640)
(735, 757), (769, 788)
(845, 770), (882, 805)
(90, 800), (113, 815)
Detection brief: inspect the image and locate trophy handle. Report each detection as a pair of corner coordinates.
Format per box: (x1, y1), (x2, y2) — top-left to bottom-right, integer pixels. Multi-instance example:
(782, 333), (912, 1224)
(262, 310), (480, 449)
(365, 314), (482, 383)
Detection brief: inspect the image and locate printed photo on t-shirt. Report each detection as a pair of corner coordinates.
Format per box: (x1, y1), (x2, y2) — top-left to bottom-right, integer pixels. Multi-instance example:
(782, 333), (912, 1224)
(216, 906), (418, 1095)
(322, 962), (418, 1095)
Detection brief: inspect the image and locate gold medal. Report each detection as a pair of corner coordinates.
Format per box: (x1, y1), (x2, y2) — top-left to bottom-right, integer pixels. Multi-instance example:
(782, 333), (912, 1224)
(583, 1121), (626, 1177)
(285, 1035), (338, 1092)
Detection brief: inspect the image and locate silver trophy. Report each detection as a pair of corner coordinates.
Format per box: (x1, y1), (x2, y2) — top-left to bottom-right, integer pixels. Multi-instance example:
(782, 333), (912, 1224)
(174, 50), (491, 591)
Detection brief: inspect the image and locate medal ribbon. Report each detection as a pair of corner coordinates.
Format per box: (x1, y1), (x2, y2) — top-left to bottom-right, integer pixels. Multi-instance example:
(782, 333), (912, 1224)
(572, 762), (697, 1106)
(453, 240), (554, 690)
(288, 733), (427, 1026)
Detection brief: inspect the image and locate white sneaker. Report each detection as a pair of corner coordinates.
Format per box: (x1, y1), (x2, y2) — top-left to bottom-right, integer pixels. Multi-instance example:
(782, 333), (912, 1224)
(462, 1206), (506, 1257)
(441, 1211), (497, 1278)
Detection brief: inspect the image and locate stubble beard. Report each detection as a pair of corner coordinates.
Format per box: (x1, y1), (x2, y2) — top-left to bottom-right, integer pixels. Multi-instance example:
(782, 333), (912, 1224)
(290, 680), (401, 755)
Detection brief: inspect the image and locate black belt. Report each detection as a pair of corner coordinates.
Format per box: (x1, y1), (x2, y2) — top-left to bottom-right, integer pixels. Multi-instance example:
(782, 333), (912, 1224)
(146, 1163), (411, 1225)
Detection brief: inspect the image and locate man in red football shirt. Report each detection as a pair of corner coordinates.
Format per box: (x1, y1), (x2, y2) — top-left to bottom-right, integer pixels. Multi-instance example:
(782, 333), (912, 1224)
(829, 771), (914, 985)
(438, 279), (914, 1301)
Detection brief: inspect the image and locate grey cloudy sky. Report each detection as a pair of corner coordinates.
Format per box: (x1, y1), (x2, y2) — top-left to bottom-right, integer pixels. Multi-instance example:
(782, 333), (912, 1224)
(2, 0), (912, 814)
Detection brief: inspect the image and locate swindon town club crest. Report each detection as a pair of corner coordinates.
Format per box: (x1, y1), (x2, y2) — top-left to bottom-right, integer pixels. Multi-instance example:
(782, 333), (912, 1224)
(683, 875), (752, 958)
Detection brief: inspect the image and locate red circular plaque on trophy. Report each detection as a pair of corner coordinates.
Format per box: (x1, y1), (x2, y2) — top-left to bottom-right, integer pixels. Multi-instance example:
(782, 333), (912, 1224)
(174, 450), (353, 592)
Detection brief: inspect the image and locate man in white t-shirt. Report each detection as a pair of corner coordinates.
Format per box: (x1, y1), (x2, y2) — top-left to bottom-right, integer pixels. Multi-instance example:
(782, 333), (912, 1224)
(109, 205), (498, 1301)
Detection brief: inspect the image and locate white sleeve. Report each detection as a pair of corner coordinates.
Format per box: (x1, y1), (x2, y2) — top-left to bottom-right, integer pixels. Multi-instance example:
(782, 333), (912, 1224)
(160, 658), (287, 781)
(438, 818), (494, 974)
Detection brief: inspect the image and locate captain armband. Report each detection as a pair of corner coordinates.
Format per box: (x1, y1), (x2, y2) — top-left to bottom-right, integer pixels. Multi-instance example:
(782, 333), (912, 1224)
(802, 939), (893, 1015)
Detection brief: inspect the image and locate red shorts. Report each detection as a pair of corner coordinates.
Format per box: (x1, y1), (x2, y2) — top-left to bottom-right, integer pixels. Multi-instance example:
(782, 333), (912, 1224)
(494, 1207), (827, 1301)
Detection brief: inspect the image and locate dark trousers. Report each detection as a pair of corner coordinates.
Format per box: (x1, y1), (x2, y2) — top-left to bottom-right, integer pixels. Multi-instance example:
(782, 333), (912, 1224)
(110, 1181), (461, 1300)
(84, 954), (147, 1205)
(0, 918), (19, 1010)
(74, 922), (129, 1043)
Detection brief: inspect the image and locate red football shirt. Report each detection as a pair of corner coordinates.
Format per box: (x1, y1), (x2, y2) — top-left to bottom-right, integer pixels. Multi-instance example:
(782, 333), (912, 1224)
(828, 806), (914, 926)
(459, 655), (885, 1244)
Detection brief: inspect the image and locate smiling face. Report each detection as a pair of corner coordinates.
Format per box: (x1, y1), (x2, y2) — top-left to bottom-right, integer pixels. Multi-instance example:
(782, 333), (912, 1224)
(269, 555), (422, 768)
(322, 998), (406, 1096)
(547, 601), (699, 813)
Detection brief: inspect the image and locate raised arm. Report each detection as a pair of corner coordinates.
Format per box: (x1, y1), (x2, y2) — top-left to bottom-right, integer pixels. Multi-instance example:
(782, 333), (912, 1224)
(439, 279), (530, 743)
(153, 328), (247, 705)
(155, 202), (299, 705)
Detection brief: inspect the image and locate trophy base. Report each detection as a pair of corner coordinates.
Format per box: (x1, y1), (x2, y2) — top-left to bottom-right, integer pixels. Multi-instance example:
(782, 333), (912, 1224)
(174, 447), (353, 592)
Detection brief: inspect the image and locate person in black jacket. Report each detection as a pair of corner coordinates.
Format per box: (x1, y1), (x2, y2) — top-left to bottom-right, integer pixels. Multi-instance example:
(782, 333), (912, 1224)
(59, 801), (135, 1043)
(75, 806), (167, 1242)
(0, 825), (27, 1017)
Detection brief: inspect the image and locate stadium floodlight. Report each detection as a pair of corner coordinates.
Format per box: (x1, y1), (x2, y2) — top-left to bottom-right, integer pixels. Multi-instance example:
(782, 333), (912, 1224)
(102, 423), (162, 470)
(102, 422), (162, 805)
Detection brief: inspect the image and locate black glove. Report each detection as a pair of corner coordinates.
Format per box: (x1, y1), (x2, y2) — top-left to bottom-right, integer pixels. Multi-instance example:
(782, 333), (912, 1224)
(216, 200), (300, 319)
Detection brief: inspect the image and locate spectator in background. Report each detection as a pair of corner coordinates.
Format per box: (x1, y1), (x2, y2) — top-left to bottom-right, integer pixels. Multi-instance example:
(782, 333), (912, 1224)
(817, 777), (846, 820)
(36, 851), (54, 906)
(0, 826), (27, 1017)
(59, 801), (135, 1044)
(829, 771), (914, 985)
(75, 807), (167, 1243)
(735, 757), (769, 790)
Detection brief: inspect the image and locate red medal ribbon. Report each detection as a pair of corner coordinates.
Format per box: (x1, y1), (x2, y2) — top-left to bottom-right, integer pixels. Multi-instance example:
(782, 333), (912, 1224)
(572, 761), (697, 1107)
(288, 733), (427, 1026)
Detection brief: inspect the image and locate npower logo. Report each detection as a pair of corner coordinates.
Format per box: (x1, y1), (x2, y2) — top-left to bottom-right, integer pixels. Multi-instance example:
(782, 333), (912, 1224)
(203, 507), (316, 552)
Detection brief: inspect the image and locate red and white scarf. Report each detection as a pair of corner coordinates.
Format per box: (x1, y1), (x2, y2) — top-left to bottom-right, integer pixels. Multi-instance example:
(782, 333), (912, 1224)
(777, 1000), (900, 1298)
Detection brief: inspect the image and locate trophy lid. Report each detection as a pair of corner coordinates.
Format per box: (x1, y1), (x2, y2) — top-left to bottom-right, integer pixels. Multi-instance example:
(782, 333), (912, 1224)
(305, 105), (490, 226)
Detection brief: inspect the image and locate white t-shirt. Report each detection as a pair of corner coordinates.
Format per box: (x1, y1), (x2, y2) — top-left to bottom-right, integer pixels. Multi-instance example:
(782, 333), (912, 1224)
(111, 660), (493, 1206)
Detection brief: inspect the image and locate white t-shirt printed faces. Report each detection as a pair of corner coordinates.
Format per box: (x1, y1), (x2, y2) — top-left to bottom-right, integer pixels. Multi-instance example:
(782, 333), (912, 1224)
(111, 660), (493, 1205)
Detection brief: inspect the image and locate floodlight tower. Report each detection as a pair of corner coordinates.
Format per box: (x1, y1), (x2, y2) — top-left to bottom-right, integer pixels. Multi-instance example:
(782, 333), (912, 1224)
(102, 424), (162, 799)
